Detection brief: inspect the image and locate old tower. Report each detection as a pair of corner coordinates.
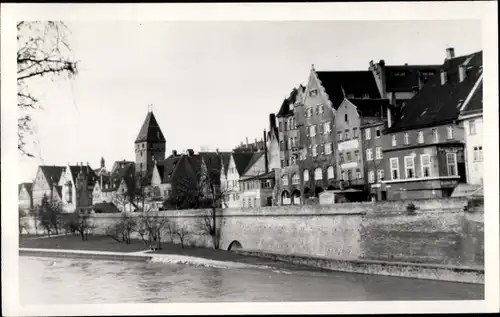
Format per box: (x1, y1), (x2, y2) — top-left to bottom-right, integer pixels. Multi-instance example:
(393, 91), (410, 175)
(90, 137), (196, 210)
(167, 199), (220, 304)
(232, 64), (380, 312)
(135, 109), (166, 176)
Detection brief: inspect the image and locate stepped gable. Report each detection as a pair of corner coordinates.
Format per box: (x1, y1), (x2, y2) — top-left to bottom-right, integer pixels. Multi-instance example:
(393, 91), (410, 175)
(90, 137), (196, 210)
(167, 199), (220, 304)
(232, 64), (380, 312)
(386, 51), (482, 133)
(134, 111), (166, 144)
(315, 71), (381, 109)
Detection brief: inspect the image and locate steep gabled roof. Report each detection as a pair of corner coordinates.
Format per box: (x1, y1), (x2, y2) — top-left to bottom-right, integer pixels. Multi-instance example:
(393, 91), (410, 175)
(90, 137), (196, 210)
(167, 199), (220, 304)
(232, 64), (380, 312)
(19, 183), (33, 195)
(346, 98), (392, 117)
(109, 161), (136, 192)
(316, 71), (381, 109)
(39, 166), (65, 188)
(460, 79), (483, 116)
(135, 111), (166, 144)
(241, 152), (265, 176)
(385, 65), (441, 93)
(276, 85), (305, 117)
(386, 51), (483, 133)
(158, 155), (181, 184)
(232, 152), (256, 176)
(68, 165), (97, 186)
(220, 152), (232, 176)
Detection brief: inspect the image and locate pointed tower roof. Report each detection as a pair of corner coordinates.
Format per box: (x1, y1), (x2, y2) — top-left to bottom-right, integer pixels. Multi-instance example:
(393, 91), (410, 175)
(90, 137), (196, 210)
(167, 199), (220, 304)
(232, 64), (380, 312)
(135, 111), (166, 144)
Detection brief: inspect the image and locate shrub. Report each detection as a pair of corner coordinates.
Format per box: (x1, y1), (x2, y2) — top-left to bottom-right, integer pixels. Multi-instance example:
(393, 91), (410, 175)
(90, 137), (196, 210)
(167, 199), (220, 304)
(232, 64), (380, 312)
(406, 203), (417, 214)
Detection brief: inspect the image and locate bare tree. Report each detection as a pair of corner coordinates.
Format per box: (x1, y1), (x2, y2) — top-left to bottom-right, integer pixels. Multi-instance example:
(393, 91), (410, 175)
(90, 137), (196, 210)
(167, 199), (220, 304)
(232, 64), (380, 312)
(19, 208), (30, 235)
(167, 221), (192, 249)
(17, 21), (78, 157)
(74, 213), (95, 241)
(105, 213), (137, 244)
(28, 207), (39, 235)
(38, 194), (63, 236)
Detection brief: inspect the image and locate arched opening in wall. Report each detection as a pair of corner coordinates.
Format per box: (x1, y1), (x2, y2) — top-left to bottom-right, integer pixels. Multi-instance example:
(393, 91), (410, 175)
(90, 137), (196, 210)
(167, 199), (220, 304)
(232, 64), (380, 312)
(314, 186), (324, 197)
(304, 187), (311, 199)
(327, 185), (335, 191)
(291, 189), (301, 205)
(227, 240), (243, 251)
(281, 190), (291, 205)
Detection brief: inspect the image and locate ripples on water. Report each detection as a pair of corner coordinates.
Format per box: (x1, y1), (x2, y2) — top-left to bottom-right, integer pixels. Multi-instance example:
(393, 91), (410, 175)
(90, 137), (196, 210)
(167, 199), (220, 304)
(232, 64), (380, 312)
(19, 256), (483, 304)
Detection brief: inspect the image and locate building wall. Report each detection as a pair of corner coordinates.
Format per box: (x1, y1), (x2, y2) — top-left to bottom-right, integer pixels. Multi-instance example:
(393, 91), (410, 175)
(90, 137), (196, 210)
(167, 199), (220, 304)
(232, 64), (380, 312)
(32, 168), (59, 206)
(361, 122), (386, 193)
(83, 197), (482, 269)
(58, 166), (78, 213)
(19, 186), (33, 212)
(297, 70), (338, 198)
(267, 132), (281, 171)
(135, 141), (166, 174)
(225, 156), (241, 208)
(462, 116), (483, 185)
(242, 154), (266, 176)
(335, 100), (364, 185)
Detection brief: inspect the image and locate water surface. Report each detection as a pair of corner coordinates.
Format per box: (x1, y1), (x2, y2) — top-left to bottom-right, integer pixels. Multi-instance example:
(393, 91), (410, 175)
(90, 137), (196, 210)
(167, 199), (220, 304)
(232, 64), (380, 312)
(20, 256), (483, 303)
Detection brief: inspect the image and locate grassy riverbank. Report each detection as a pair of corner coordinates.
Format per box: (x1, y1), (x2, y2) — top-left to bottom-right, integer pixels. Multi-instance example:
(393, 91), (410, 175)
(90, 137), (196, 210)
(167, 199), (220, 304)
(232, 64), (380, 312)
(18, 234), (301, 268)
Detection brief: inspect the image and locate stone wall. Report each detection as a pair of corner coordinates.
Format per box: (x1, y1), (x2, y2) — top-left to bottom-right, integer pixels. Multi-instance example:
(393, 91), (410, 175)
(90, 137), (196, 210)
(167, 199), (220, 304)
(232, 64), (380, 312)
(20, 197), (482, 269)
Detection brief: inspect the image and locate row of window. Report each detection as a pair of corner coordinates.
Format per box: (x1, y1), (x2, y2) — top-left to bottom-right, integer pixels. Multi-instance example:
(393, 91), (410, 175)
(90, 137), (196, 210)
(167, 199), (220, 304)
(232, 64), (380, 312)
(281, 167), (335, 185)
(307, 121), (333, 137)
(305, 104), (325, 118)
(392, 126), (454, 147)
(389, 153), (457, 180)
(279, 117), (297, 132)
(280, 137), (299, 151)
(337, 127), (360, 141)
(473, 146), (483, 162)
(240, 180), (274, 191)
(242, 197), (259, 208)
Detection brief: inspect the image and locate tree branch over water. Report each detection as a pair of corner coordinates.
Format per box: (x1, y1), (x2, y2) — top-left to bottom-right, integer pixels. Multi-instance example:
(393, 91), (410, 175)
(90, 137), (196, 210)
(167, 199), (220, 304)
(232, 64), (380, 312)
(17, 21), (78, 157)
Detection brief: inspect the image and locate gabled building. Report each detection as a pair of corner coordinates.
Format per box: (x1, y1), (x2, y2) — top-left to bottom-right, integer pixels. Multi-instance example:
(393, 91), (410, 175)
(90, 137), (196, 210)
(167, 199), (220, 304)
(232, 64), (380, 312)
(58, 163), (98, 213)
(380, 49), (482, 200)
(32, 165), (65, 206)
(334, 97), (394, 201)
(221, 151), (267, 208)
(239, 170), (275, 208)
(458, 75), (483, 186)
(92, 160), (136, 211)
(18, 182), (33, 213)
(266, 114), (281, 171)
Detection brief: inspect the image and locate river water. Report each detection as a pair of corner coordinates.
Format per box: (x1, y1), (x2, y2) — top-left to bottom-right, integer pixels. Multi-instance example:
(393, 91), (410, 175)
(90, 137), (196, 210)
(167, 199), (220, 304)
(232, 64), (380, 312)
(19, 256), (483, 304)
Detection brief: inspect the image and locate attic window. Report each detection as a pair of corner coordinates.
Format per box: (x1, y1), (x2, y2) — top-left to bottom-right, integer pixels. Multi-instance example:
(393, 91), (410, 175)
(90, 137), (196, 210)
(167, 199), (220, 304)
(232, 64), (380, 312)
(309, 89), (318, 97)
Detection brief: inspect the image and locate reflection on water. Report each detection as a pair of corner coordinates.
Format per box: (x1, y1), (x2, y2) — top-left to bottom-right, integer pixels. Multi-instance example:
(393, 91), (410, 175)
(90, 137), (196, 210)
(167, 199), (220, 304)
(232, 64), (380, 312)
(19, 256), (483, 304)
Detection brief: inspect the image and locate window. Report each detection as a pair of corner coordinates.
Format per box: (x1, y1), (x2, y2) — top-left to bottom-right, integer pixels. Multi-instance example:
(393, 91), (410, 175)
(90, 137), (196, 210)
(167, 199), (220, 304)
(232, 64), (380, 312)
(347, 170), (353, 180)
(421, 154), (431, 177)
(314, 168), (323, 180)
(325, 142), (333, 155)
(344, 130), (350, 140)
(318, 104), (324, 114)
(446, 153), (457, 176)
(248, 199), (252, 208)
(353, 127), (359, 138)
(366, 148), (373, 161)
(281, 175), (289, 185)
(404, 156), (415, 179)
(403, 132), (409, 145)
(417, 131), (424, 144)
(375, 147), (383, 160)
(306, 108), (313, 117)
(368, 170), (375, 183)
(345, 114), (348, 122)
(377, 169), (384, 181)
(286, 159), (289, 166)
(390, 158), (400, 180)
(242, 198), (246, 208)
(323, 121), (331, 134)
(339, 153), (344, 164)
(309, 125), (316, 137)
(327, 166), (334, 179)
(284, 121), (288, 131)
(309, 89), (318, 97)
(346, 152), (352, 162)
(447, 126), (454, 139)
(375, 129), (381, 138)
(337, 131), (343, 141)
(312, 145), (318, 156)
(254, 198), (257, 207)
(354, 150), (360, 161)
(473, 146), (483, 162)
(356, 169), (361, 179)
(292, 174), (300, 185)
(303, 170), (309, 182)
(469, 120), (476, 135)
(365, 128), (371, 140)
(432, 128), (439, 142)
(281, 160), (285, 168)
(392, 135), (397, 146)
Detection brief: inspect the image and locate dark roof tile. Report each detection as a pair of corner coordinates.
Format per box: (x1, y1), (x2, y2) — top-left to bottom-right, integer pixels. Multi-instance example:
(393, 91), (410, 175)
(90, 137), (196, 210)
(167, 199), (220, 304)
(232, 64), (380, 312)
(135, 111), (166, 144)
(39, 166), (65, 188)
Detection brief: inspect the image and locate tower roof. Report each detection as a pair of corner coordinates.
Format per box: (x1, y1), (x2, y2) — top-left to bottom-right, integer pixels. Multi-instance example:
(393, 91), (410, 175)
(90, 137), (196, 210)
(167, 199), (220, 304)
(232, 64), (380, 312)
(135, 111), (166, 144)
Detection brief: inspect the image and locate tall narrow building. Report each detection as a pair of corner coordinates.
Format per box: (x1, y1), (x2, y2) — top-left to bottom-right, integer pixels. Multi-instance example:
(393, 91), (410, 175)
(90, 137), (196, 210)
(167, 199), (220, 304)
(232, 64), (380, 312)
(135, 110), (166, 176)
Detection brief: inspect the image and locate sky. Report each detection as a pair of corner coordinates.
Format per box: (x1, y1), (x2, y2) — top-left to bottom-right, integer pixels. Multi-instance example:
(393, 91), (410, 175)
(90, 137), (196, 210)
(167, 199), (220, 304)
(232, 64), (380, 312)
(18, 20), (482, 183)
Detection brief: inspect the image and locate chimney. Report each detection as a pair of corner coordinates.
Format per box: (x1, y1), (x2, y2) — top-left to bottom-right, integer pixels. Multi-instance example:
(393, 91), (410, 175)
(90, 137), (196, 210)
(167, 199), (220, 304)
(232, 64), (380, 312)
(187, 149), (194, 156)
(387, 92), (395, 128)
(172, 150), (177, 156)
(263, 130), (269, 173)
(379, 59), (385, 67)
(459, 64), (467, 82)
(446, 47), (455, 60)
(440, 69), (447, 85)
(269, 114), (277, 129)
(417, 71), (425, 90)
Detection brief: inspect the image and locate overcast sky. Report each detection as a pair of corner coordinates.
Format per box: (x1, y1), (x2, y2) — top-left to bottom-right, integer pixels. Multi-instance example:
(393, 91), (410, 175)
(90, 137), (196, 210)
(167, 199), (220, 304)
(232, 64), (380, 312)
(18, 20), (482, 182)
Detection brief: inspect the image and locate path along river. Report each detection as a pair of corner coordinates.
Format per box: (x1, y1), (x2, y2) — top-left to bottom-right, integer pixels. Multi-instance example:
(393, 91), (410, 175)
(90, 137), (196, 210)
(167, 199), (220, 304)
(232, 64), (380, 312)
(19, 254), (483, 304)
